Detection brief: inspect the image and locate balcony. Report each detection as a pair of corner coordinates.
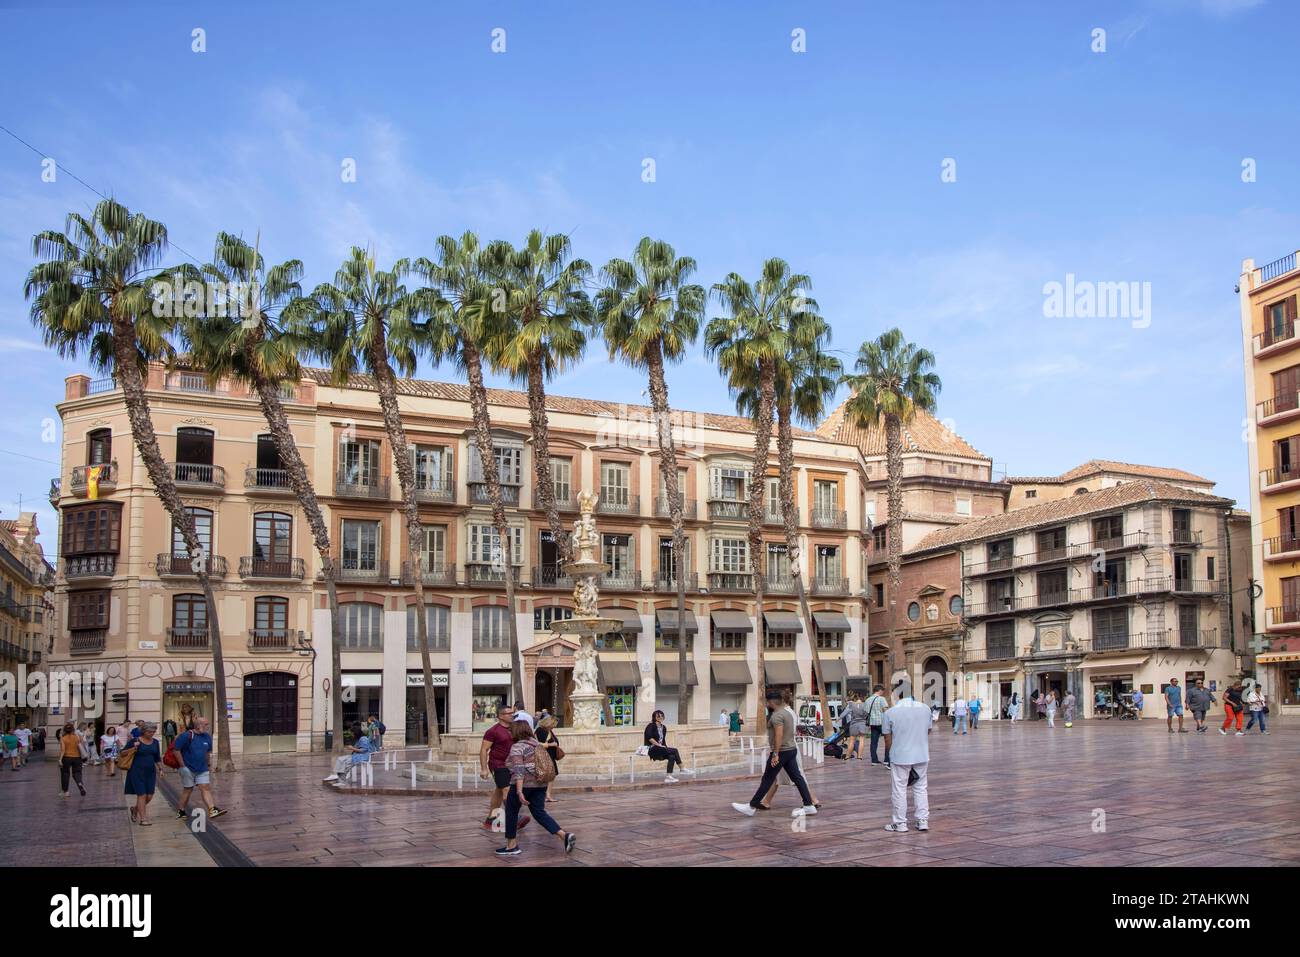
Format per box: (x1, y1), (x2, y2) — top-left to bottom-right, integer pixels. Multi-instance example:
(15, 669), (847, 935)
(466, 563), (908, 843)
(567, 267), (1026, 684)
(1171, 578), (1223, 596)
(1264, 535), (1300, 561)
(1266, 605), (1300, 631)
(414, 478), (456, 504)
(533, 563), (574, 590)
(1260, 466), (1300, 493)
(765, 575), (795, 595)
(1257, 391), (1300, 425)
(708, 572), (753, 593)
(1020, 590), (1070, 611)
(165, 372), (227, 395)
(239, 556), (306, 581)
(600, 570), (641, 591)
(244, 467), (294, 494)
(1258, 250), (1298, 284)
(156, 553), (228, 578)
(707, 499), (747, 521)
(1176, 628), (1227, 650)
(810, 507), (847, 530)
(0, 595), (31, 622)
(62, 554), (118, 581)
(1014, 545), (1072, 569)
(533, 489), (579, 512)
(654, 496), (698, 519)
(335, 559), (390, 583)
(1081, 630), (1189, 653)
(248, 628), (302, 653)
(69, 630), (106, 655)
(1085, 530), (1147, 553)
(70, 462), (118, 496)
(597, 493), (640, 516)
(465, 563), (522, 587)
(468, 481), (519, 506)
(335, 470), (390, 500)
(165, 627), (210, 651)
(86, 376), (118, 396)
(763, 506), (798, 526)
(49, 478), (60, 506)
(170, 462), (226, 490)
(984, 638), (1016, 660)
(1068, 579), (1148, 603)
(400, 560), (458, 586)
(964, 596), (1022, 617)
(812, 576), (850, 596)
(653, 573), (698, 593)
(1254, 319), (1300, 357)
(1170, 528), (1203, 547)
(964, 555), (1016, 577)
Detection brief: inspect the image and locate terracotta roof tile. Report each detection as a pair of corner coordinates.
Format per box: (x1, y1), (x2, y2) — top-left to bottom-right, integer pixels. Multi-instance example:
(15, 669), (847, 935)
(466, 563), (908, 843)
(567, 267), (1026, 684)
(816, 396), (988, 460)
(908, 480), (1234, 554)
(1007, 459), (1212, 485)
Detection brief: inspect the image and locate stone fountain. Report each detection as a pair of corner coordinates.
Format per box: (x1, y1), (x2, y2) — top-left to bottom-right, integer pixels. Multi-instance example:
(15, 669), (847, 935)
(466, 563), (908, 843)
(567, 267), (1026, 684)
(548, 490), (626, 730)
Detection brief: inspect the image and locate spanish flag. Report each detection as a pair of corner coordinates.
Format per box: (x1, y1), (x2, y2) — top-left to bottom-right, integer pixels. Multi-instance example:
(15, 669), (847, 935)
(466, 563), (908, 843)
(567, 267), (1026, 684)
(87, 465), (102, 500)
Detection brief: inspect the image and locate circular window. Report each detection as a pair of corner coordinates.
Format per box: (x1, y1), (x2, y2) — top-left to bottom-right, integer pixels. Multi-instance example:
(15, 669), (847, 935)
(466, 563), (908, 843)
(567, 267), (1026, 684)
(949, 595), (963, 616)
(907, 602), (921, 622)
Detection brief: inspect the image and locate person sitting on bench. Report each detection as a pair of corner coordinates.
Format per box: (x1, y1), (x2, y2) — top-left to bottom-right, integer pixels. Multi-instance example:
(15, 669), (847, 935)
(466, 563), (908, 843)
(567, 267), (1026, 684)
(644, 710), (694, 783)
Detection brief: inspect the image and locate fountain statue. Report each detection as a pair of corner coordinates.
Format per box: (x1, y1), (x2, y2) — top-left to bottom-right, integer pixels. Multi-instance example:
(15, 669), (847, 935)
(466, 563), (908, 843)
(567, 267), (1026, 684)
(550, 490), (626, 730)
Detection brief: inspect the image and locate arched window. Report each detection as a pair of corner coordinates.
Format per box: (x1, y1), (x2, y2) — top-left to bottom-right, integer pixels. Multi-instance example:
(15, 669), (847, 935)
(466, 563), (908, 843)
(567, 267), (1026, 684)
(341, 602), (384, 650)
(406, 604), (450, 650)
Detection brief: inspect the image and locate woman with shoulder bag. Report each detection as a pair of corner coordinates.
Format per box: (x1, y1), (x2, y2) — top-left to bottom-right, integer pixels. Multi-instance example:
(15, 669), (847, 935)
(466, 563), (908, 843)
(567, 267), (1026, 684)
(1245, 684), (1270, 735)
(57, 722), (86, 797)
(536, 715), (563, 803)
(495, 718), (576, 858)
(122, 722), (163, 825)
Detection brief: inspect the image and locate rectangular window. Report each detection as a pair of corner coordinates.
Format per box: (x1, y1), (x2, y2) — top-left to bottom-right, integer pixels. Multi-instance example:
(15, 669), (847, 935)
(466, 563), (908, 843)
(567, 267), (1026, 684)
(712, 630), (747, 650)
(600, 462), (631, 506)
(987, 577), (1015, 609)
(533, 605), (573, 633)
(954, 497), (971, 516)
(1092, 607), (1129, 650)
(87, 429), (112, 466)
(767, 478), (781, 516)
(710, 537), (749, 572)
(550, 458), (572, 502)
(767, 543), (790, 580)
(986, 620), (1015, 657)
(1037, 569), (1067, 603)
(813, 480), (838, 511)
(657, 535), (691, 579)
(873, 582), (885, 607)
(340, 603), (384, 649)
(710, 466), (748, 501)
(815, 545), (841, 580)
(1092, 514), (1124, 545)
(255, 596), (288, 631)
(407, 605), (450, 650)
(171, 508), (213, 557)
(473, 606), (511, 649)
(1036, 526), (1066, 556)
(340, 438), (381, 484)
(420, 525), (447, 570)
(468, 525), (523, 565)
(987, 538), (1014, 567)
(62, 504), (122, 555)
(1206, 556), (1215, 581)
(413, 445), (452, 490)
(815, 630), (842, 651)
(68, 590), (110, 630)
(602, 534), (633, 575)
(340, 520), (380, 572)
(469, 444), (522, 485)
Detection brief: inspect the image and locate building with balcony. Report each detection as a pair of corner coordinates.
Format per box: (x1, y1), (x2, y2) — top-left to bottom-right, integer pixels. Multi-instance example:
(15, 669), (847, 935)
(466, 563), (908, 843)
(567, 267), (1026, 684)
(1239, 248), (1300, 715)
(0, 513), (55, 728)
(909, 479), (1249, 719)
(46, 363), (872, 752)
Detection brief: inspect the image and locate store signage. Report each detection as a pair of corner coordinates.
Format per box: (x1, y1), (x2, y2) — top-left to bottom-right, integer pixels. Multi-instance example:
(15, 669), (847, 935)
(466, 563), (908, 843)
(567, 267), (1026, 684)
(406, 673), (450, 687)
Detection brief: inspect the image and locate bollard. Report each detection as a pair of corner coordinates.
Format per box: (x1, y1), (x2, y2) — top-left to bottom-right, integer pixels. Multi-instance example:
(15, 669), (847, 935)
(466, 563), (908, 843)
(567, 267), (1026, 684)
(629, 755), (635, 785)
(427, 748), (433, 763)
(410, 762), (417, 788)
(456, 763), (463, 789)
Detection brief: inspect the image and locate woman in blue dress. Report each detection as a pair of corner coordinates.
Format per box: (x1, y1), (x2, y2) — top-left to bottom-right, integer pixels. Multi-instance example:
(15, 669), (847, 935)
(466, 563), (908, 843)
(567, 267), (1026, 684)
(123, 722), (162, 825)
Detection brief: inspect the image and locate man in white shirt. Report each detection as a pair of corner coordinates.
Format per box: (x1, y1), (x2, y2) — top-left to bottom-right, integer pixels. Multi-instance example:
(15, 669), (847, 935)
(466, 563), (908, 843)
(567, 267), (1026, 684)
(882, 690), (933, 833)
(718, 708), (730, 727)
(951, 694), (969, 735)
(14, 724), (31, 766)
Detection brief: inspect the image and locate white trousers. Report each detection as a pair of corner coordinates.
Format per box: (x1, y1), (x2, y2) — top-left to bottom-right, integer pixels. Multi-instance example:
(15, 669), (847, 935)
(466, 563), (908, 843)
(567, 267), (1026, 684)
(889, 761), (929, 826)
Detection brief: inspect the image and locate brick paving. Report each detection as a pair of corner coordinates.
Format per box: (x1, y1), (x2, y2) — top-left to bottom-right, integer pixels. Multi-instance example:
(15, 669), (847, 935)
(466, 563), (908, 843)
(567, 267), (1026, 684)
(6, 720), (1298, 867)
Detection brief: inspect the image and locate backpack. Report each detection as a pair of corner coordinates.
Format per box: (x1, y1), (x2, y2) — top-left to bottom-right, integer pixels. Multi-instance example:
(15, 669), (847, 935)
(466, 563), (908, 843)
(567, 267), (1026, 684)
(532, 744), (558, 784)
(376, 721), (386, 735)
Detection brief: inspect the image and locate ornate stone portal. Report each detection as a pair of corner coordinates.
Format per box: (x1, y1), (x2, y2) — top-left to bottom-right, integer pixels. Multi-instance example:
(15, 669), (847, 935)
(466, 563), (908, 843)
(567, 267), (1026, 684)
(549, 491), (626, 730)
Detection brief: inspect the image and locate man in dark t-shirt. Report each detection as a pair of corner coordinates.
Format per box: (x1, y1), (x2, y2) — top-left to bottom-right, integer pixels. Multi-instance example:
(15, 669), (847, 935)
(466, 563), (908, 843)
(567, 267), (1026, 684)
(478, 706), (529, 831)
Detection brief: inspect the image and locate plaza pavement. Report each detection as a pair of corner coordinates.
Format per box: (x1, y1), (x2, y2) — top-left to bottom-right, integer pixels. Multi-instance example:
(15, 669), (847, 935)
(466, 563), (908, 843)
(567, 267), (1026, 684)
(3, 718), (1297, 867)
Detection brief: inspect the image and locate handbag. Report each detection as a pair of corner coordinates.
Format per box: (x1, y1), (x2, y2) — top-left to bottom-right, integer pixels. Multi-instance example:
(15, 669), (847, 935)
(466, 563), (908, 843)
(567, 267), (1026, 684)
(163, 741), (182, 769)
(635, 745), (651, 757)
(116, 746), (137, 771)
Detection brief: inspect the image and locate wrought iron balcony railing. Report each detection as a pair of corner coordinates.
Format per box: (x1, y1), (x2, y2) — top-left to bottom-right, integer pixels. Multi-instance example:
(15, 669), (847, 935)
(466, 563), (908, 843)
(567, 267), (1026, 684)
(239, 556), (306, 580)
(244, 467), (294, 492)
(400, 560), (458, 586)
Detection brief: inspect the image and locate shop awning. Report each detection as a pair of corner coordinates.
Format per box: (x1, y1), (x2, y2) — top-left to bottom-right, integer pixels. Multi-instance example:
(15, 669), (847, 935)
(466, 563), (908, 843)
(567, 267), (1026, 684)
(764, 660), (803, 685)
(604, 607), (642, 633)
(711, 660), (753, 685)
(598, 659), (642, 687)
(711, 609), (753, 632)
(656, 660), (699, 687)
(656, 609), (699, 635)
(813, 611), (852, 633)
(1256, 651), (1300, 663)
(1080, 655), (1150, 670)
(817, 659), (848, 683)
(764, 611), (803, 634)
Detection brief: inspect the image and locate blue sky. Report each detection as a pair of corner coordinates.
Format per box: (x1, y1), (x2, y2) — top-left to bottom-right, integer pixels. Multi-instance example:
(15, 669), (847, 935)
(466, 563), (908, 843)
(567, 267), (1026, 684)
(1, 0), (1293, 550)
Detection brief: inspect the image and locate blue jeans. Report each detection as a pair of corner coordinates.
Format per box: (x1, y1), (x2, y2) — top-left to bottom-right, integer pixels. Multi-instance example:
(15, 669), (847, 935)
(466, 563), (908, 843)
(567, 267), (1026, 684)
(1245, 710), (1267, 732)
(505, 786), (561, 840)
(953, 714), (967, 733)
(870, 725), (889, 763)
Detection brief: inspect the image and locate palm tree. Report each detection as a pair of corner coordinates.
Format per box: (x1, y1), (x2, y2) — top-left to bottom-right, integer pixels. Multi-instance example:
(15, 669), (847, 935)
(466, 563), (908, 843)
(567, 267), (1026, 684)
(174, 232), (346, 753)
(487, 231), (592, 565)
(25, 199), (235, 770)
(415, 233), (525, 708)
(706, 258), (806, 735)
(292, 248), (445, 747)
(597, 238), (705, 725)
(841, 328), (942, 606)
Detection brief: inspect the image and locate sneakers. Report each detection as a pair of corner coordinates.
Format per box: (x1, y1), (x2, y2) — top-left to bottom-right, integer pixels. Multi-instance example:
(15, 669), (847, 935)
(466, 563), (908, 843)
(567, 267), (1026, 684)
(792, 805), (817, 817)
(176, 809), (188, 820)
(916, 820), (930, 831)
(883, 823), (908, 833)
(1219, 728), (1227, 735)
(209, 807), (227, 818)
(731, 802), (757, 817)
(663, 775), (678, 784)
(323, 774), (339, 782)
(678, 768), (695, 775)
(564, 833), (577, 854)
(1235, 731), (1245, 737)
(494, 846), (521, 857)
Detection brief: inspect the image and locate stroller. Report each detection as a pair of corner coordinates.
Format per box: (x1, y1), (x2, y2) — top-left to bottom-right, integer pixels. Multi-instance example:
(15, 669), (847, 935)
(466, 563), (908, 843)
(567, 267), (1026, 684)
(1116, 693), (1140, 720)
(823, 710), (854, 759)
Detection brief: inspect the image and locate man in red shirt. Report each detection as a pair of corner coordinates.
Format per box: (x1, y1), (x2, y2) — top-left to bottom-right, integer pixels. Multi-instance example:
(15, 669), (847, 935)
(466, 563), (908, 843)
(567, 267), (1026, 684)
(480, 706), (529, 831)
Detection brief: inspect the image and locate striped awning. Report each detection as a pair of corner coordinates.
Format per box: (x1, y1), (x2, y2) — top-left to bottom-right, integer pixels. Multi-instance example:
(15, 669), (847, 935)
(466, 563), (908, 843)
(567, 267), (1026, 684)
(764, 660), (802, 685)
(604, 607), (642, 633)
(711, 660), (754, 685)
(764, 611), (803, 634)
(598, 658), (642, 687)
(813, 611), (852, 633)
(711, 610), (753, 632)
(656, 660), (700, 687)
(656, 609), (699, 634)
(817, 659), (848, 683)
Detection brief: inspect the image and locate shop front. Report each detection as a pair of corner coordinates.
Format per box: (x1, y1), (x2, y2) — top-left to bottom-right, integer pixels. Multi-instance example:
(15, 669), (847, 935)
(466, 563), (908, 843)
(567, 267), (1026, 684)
(1080, 656), (1148, 718)
(597, 659), (641, 727)
(1254, 648), (1300, 716)
(709, 658), (752, 720)
(653, 659), (699, 724)
(342, 672), (383, 737)
(405, 671), (448, 743)
(161, 679), (214, 741)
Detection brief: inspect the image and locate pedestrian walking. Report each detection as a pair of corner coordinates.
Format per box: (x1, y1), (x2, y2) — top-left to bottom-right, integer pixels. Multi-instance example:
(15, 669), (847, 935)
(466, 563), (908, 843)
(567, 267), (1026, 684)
(844, 694), (869, 759)
(57, 722), (86, 796)
(952, 694), (969, 734)
(536, 714), (562, 803)
(14, 723), (31, 766)
(1062, 690), (1076, 727)
(968, 695), (982, 730)
(644, 710), (694, 783)
(1244, 684), (1269, 735)
(732, 689), (816, 818)
(174, 717), (227, 821)
(719, 708), (730, 728)
(1187, 679), (1214, 732)
(479, 706), (529, 832)
(2, 728), (19, 772)
(161, 717), (178, 751)
(1032, 688), (1045, 720)
(728, 707), (743, 737)
(495, 718), (577, 857)
(865, 684), (891, 766)
(1045, 690), (1058, 729)
(100, 726), (120, 777)
(123, 723), (162, 824)
(1164, 678), (1187, 733)
(881, 688), (933, 833)
(755, 691), (822, 810)
(1008, 692), (1021, 722)
(1220, 681), (1245, 735)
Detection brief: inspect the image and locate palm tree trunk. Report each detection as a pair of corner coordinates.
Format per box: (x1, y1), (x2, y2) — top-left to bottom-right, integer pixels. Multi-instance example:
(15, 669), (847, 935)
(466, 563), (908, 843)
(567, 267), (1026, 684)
(370, 348), (441, 749)
(884, 413), (904, 599)
(748, 359), (776, 737)
(645, 343), (691, 725)
(525, 354), (571, 563)
(778, 399), (829, 738)
(249, 374), (345, 752)
(111, 344), (234, 771)
(463, 341), (526, 707)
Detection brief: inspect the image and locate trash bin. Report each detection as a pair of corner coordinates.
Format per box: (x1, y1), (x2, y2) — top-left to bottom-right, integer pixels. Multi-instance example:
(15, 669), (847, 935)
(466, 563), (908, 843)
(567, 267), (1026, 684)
(323, 729), (334, 751)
